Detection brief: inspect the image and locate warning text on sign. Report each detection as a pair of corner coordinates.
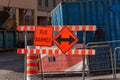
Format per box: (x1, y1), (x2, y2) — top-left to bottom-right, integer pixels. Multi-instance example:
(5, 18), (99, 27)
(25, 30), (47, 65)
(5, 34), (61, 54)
(34, 26), (53, 46)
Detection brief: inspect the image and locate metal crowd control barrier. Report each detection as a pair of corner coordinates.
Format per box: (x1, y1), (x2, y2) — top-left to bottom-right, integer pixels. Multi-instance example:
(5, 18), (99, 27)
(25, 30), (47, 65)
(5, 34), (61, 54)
(114, 47), (120, 80)
(86, 40), (120, 80)
(17, 25), (96, 80)
(87, 45), (113, 76)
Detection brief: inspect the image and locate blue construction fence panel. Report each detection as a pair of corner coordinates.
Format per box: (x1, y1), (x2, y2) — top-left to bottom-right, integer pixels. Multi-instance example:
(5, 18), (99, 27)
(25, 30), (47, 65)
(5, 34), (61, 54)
(51, 0), (120, 47)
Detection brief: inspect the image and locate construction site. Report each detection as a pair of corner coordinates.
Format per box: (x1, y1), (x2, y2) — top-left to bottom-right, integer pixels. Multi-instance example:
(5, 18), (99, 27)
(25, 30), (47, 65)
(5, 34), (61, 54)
(1, 0), (120, 80)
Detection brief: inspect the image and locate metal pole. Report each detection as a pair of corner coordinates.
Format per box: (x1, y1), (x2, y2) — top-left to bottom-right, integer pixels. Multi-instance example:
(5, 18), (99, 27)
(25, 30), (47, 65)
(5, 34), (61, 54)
(34, 9), (38, 26)
(109, 46), (116, 80)
(114, 49), (117, 80)
(113, 47), (120, 80)
(86, 40), (120, 47)
(39, 54), (44, 80)
(16, 9), (19, 26)
(24, 31), (27, 80)
(82, 31), (86, 80)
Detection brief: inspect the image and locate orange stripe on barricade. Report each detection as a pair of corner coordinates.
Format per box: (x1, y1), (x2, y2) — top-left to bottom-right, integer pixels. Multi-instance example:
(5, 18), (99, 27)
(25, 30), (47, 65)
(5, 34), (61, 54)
(17, 48), (22, 54)
(75, 26), (79, 31)
(88, 25), (94, 31)
(89, 50), (95, 55)
(62, 26), (65, 29)
(27, 70), (37, 75)
(27, 56), (37, 60)
(68, 50), (72, 54)
(36, 49), (40, 54)
(27, 63), (37, 67)
(81, 49), (85, 55)
(42, 49), (46, 54)
(74, 50), (78, 54)
(17, 26), (22, 31)
(55, 49), (59, 54)
(24, 49), (28, 54)
(48, 49), (52, 54)
(24, 26), (28, 31)
(55, 26), (60, 31)
(68, 26), (72, 30)
(30, 26), (35, 31)
(82, 26), (86, 31)
(30, 49), (34, 54)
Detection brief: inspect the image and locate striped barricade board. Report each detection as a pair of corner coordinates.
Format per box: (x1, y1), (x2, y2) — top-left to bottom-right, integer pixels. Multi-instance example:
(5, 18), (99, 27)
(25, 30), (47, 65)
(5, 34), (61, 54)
(17, 47), (95, 55)
(17, 25), (96, 31)
(17, 25), (96, 55)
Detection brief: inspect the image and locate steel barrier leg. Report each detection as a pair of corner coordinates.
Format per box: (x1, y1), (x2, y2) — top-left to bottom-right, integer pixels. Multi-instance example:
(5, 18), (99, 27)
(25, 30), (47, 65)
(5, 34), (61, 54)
(39, 54), (44, 80)
(82, 31), (86, 80)
(110, 47), (116, 80)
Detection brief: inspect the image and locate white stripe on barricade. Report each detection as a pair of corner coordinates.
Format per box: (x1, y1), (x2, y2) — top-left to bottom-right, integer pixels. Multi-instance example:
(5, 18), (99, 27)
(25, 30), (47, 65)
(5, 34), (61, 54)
(27, 75), (38, 80)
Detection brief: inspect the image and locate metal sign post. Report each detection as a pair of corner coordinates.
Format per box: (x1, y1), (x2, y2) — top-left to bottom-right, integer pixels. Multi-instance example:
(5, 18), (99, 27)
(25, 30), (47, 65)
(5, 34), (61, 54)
(24, 31), (27, 80)
(82, 31), (86, 80)
(39, 54), (44, 80)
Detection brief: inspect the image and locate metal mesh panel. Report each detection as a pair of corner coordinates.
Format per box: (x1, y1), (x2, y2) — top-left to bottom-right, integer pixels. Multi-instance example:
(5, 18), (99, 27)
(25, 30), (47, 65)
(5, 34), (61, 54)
(86, 42), (119, 80)
(88, 45), (112, 73)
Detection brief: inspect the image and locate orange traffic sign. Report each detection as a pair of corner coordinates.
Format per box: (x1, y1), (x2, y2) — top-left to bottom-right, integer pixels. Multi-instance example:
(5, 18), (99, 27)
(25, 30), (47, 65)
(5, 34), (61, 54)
(34, 26), (53, 46)
(53, 27), (78, 54)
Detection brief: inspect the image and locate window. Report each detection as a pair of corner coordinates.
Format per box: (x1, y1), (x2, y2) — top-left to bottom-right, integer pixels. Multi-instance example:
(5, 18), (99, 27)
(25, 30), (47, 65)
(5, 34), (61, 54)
(53, 0), (56, 7)
(48, 56), (56, 62)
(45, 0), (48, 7)
(38, 0), (41, 5)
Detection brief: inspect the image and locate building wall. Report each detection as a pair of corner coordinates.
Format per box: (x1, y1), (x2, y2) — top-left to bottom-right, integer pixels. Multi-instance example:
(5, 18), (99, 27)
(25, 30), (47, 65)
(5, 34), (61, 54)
(0, 0), (37, 10)
(37, 0), (83, 25)
(38, 0), (60, 11)
(38, 0), (75, 12)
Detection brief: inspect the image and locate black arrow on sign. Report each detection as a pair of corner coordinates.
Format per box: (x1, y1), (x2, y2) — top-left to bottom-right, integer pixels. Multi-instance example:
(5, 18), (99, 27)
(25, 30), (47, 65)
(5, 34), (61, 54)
(55, 35), (75, 45)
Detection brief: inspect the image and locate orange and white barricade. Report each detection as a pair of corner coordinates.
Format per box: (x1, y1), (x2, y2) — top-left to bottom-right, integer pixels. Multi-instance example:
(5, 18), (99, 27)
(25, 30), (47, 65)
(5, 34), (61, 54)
(17, 25), (96, 79)
(17, 47), (95, 55)
(26, 46), (40, 80)
(17, 25), (96, 31)
(26, 54), (38, 80)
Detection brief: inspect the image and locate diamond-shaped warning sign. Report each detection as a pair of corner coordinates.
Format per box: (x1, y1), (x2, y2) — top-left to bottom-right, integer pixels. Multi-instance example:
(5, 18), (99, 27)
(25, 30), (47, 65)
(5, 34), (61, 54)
(53, 27), (78, 54)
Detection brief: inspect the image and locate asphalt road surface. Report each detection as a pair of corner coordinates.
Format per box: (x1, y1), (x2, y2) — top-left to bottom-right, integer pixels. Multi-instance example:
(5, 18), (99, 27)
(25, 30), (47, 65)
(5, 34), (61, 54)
(0, 51), (24, 80)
